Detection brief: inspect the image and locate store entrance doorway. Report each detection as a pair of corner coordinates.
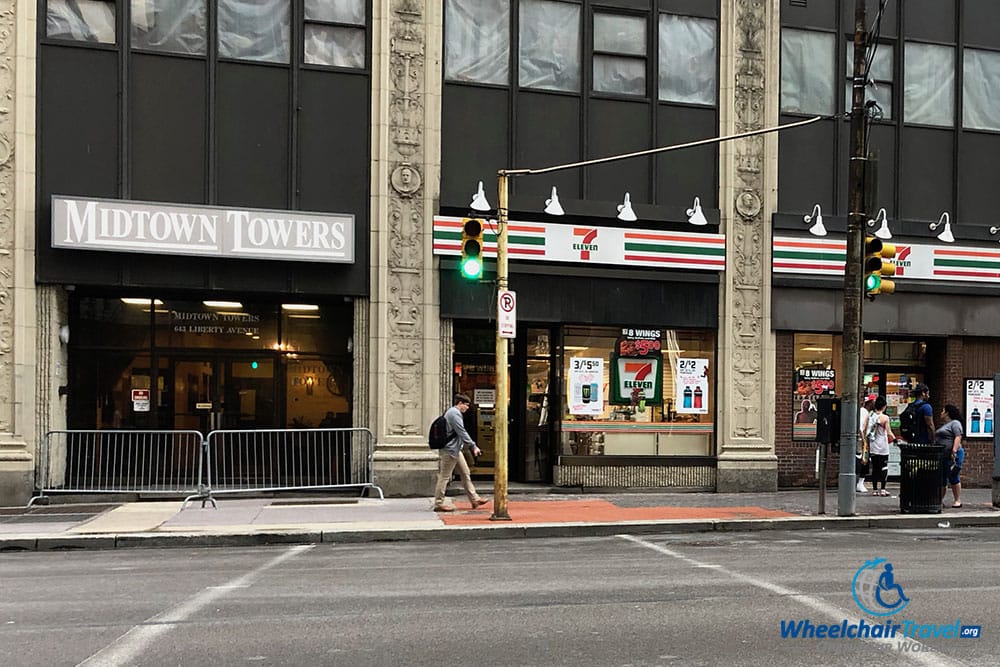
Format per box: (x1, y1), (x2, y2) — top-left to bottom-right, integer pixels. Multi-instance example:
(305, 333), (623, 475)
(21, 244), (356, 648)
(170, 356), (276, 434)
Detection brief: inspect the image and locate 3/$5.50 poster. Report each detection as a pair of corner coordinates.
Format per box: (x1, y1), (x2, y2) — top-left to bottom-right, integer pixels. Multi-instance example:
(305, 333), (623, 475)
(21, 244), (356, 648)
(569, 357), (604, 416)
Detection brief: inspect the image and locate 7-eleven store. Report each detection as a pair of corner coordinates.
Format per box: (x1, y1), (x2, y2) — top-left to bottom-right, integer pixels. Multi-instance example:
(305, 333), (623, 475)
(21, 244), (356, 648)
(433, 216), (727, 489)
(772, 235), (1000, 489)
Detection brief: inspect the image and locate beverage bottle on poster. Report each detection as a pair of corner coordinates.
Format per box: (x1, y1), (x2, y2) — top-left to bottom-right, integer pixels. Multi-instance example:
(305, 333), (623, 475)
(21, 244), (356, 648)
(986, 408), (993, 434)
(693, 386), (703, 409)
(683, 386), (692, 409)
(971, 408), (981, 433)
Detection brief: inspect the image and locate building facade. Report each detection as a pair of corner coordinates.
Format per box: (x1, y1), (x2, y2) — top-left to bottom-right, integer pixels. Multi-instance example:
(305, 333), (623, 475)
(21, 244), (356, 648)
(0, 0), (997, 504)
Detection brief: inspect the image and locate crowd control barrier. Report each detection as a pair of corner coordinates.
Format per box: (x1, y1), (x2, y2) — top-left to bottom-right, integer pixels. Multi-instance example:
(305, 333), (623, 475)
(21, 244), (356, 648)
(30, 428), (383, 506)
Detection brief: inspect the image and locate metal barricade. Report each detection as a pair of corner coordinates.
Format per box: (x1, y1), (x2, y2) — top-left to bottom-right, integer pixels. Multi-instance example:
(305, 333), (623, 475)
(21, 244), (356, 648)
(204, 428), (383, 500)
(30, 430), (209, 506)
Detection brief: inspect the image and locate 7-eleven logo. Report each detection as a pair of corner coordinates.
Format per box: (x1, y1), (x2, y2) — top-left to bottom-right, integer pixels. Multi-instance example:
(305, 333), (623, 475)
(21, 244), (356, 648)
(572, 227), (599, 260)
(623, 361), (654, 389)
(894, 246), (912, 275)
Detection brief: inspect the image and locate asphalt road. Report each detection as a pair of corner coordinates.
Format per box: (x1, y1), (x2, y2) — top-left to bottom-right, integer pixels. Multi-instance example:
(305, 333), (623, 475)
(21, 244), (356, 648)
(2, 528), (996, 666)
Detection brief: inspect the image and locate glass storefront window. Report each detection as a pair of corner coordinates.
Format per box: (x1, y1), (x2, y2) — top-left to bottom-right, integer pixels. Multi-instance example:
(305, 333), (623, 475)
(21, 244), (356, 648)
(560, 326), (716, 457)
(281, 302), (351, 354)
(792, 333), (840, 441)
(155, 300), (277, 350)
(76, 297), (155, 349)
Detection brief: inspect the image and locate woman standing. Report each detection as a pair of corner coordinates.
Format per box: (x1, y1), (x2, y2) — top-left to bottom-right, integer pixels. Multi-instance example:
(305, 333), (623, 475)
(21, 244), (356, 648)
(867, 396), (895, 496)
(936, 404), (965, 508)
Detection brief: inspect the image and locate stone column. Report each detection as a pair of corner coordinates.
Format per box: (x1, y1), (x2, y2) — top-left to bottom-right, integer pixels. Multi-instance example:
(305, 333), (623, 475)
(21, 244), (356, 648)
(0, 0), (37, 505)
(716, 0), (779, 492)
(368, 0), (442, 495)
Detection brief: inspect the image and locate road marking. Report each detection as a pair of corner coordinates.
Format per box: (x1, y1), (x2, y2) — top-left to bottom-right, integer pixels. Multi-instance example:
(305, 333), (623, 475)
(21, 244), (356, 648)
(618, 535), (966, 667)
(77, 545), (313, 667)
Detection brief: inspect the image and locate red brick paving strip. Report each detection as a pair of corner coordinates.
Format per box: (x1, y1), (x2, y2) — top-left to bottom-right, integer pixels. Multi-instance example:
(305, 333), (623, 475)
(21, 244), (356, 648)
(439, 499), (796, 525)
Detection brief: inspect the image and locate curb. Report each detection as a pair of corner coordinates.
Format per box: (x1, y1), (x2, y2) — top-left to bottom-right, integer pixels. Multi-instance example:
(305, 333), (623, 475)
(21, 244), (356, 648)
(2, 513), (998, 552)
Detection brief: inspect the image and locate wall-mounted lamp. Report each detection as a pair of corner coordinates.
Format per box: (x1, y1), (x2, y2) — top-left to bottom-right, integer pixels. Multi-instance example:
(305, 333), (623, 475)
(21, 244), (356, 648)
(305, 376), (315, 395)
(988, 225), (1000, 244)
(866, 208), (892, 239)
(686, 196), (708, 226)
(617, 192), (637, 222)
(803, 204), (827, 237)
(930, 212), (955, 243)
(543, 186), (564, 216)
(469, 180), (491, 212)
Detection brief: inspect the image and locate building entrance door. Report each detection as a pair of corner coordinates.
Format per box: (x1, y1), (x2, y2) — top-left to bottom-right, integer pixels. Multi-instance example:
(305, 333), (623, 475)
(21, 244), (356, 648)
(170, 357), (276, 433)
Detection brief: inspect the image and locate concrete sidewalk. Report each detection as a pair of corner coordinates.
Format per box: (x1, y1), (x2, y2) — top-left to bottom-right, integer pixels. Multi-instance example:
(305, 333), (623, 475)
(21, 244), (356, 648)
(1, 484), (997, 551)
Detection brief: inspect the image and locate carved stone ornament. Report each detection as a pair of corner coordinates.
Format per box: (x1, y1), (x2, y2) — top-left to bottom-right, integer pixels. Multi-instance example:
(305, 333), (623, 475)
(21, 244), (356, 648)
(0, 0), (14, 432)
(735, 189), (762, 219)
(385, 0), (427, 436)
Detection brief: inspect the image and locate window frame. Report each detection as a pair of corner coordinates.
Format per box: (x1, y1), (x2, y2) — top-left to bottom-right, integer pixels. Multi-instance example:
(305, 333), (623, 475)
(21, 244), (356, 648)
(590, 10), (648, 99)
(302, 0), (368, 71)
(657, 12), (719, 108)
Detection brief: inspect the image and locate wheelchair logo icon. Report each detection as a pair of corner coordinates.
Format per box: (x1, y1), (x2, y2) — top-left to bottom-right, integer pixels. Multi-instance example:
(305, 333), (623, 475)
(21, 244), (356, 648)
(852, 558), (910, 617)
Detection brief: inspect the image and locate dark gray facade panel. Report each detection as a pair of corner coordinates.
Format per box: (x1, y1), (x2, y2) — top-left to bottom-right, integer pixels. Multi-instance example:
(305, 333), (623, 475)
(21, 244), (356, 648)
(515, 93), (582, 199)
(780, 0), (837, 29)
(903, 0), (955, 43)
(841, 0), (897, 38)
(899, 127), (954, 220)
(835, 122), (896, 215)
(298, 71), (369, 216)
(964, 0), (1000, 48)
(440, 84), (509, 209)
(660, 0), (718, 19)
(587, 99), (652, 204)
(958, 132), (1000, 226)
(656, 105), (717, 208)
(122, 254), (209, 290)
(130, 55), (207, 205)
(216, 63), (290, 209)
(778, 117), (835, 214)
(773, 287), (1000, 337)
(442, 267), (719, 328)
(38, 46), (121, 285)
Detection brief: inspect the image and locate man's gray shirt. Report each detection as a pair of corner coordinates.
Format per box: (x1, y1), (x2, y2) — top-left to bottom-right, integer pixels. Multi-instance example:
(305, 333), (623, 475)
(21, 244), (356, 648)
(443, 405), (475, 457)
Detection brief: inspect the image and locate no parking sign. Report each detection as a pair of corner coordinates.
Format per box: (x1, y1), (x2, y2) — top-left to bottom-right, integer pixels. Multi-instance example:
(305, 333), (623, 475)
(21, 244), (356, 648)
(498, 290), (516, 338)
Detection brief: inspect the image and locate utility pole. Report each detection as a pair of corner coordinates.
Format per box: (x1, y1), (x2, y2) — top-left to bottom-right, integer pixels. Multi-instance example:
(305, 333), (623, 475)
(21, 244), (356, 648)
(839, 0), (869, 516)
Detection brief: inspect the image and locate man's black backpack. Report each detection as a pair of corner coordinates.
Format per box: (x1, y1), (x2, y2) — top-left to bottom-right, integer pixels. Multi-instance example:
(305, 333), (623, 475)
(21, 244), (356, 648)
(899, 401), (921, 442)
(428, 414), (450, 449)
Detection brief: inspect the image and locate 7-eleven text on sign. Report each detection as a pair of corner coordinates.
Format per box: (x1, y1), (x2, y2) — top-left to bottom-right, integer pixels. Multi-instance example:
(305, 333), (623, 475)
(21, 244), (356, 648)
(498, 289), (516, 338)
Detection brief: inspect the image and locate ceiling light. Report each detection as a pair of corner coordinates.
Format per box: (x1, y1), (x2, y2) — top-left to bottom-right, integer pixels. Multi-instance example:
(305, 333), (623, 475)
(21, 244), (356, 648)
(282, 304), (320, 311)
(203, 301), (242, 308)
(121, 298), (163, 306)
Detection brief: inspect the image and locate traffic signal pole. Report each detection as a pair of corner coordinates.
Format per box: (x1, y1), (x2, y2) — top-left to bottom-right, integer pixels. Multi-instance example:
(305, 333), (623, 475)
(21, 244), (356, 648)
(838, 0), (869, 516)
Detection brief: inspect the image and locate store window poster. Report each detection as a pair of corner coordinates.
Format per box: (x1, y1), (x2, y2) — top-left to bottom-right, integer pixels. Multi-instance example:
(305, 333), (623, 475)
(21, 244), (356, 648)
(676, 358), (709, 414)
(793, 368), (836, 439)
(965, 379), (994, 438)
(569, 357), (604, 416)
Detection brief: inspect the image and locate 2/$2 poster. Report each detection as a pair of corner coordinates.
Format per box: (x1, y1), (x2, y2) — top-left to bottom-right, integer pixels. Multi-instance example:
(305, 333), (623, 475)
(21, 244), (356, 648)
(675, 358), (709, 414)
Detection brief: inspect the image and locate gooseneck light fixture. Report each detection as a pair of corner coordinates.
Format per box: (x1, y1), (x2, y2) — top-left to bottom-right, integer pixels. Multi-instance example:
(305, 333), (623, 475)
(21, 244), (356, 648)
(469, 180), (491, 212)
(543, 186), (564, 216)
(617, 192), (637, 222)
(867, 208), (892, 240)
(803, 204), (827, 237)
(686, 196), (708, 226)
(930, 212), (955, 243)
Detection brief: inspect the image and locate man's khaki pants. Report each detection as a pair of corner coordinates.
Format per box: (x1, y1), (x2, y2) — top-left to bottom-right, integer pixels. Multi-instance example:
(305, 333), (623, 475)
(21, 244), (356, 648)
(434, 450), (480, 508)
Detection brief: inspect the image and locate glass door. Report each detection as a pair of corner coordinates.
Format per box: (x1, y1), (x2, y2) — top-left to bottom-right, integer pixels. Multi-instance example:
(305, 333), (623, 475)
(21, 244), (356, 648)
(221, 358), (276, 429)
(521, 328), (557, 483)
(172, 358), (219, 433)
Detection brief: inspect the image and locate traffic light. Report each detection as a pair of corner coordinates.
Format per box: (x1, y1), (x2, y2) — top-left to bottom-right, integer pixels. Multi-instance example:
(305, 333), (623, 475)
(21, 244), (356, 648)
(459, 218), (484, 279)
(864, 235), (896, 298)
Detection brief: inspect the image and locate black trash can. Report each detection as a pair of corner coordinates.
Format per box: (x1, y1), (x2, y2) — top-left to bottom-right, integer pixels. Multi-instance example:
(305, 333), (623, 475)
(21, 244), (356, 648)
(898, 443), (946, 514)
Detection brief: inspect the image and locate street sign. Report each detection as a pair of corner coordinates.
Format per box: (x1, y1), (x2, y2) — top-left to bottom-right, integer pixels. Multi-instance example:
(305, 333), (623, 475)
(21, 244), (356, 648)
(498, 289), (516, 338)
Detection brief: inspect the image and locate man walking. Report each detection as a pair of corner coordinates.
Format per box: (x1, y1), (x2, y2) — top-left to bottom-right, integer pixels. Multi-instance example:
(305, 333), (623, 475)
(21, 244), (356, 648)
(433, 394), (489, 512)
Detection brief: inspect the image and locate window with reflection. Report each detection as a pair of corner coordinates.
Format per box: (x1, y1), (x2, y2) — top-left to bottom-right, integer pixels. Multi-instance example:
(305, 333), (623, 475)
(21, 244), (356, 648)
(659, 14), (716, 105)
(593, 13), (646, 96)
(904, 42), (953, 126)
(846, 41), (893, 119)
(445, 0), (509, 84)
(963, 48), (1000, 131)
(218, 0), (290, 64)
(304, 0), (366, 68)
(47, 0), (116, 44)
(780, 28), (835, 115)
(792, 333), (841, 441)
(519, 0), (580, 92)
(131, 0), (207, 55)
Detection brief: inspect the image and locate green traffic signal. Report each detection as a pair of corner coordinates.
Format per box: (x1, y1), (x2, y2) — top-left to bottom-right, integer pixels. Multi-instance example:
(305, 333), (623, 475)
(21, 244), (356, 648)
(460, 218), (484, 280)
(865, 273), (880, 292)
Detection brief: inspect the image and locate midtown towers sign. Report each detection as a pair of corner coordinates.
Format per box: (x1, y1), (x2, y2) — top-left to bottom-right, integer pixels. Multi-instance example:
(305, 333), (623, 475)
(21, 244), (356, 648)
(52, 196), (355, 263)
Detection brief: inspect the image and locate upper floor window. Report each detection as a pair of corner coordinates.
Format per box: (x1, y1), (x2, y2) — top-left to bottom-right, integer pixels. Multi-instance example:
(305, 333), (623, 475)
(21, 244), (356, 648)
(963, 48), (1000, 132)
(131, 0), (207, 56)
(47, 0), (116, 44)
(593, 13), (646, 96)
(304, 0), (366, 68)
(519, 0), (581, 92)
(904, 43), (954, 127)
(218, 0), (290, 64)
(444, 0), (509, 84)
(780, 29), (835, 115)
(659, 14), (716, 105)
(846, 41), (893, 120)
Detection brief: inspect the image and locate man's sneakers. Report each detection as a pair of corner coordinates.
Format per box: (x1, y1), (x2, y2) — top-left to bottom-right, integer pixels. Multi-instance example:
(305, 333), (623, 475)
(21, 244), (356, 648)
(856, 480), (868, 493)
(433, 505), (455, 512)
(471, 498), (489, 509)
